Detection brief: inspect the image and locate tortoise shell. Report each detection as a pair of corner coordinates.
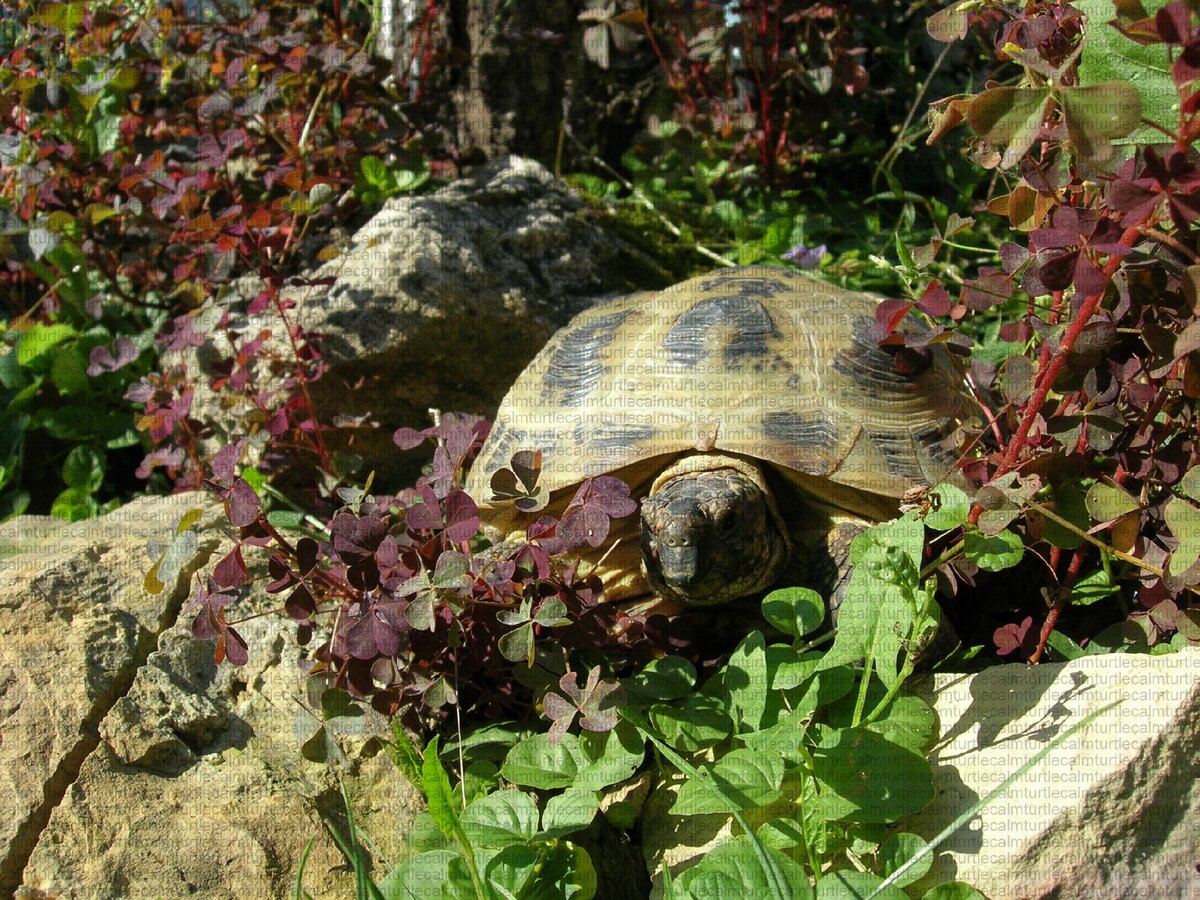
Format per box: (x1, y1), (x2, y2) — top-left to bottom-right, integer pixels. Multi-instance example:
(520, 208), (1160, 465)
(466, 266), (969, 522)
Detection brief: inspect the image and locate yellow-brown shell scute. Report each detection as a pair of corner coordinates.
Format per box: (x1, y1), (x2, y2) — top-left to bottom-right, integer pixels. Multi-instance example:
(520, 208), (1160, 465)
(467, 266), (970, 507)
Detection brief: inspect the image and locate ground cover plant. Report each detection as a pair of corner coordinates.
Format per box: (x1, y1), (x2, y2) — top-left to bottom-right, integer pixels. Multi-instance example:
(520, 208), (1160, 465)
(5, 0), (1200, 896)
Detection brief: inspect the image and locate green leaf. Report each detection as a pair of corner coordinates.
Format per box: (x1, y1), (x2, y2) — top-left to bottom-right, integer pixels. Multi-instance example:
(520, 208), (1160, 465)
(815, 869), (908, 900)
(963, 527), (1024, 571)
(812, 727), (934, 823)
(1040, 479), (1089, 550)
(1164, 498), (1200, 576)
(706, 630), (769, 733)
(1178, 468), (1200, 502)
(920, 883), (988, 900)
(966, 87), (1052, 169)
(459, 789), (539, 849)
(49, 341), (91, 396)
(675, 837), (811, 900)
(761, 586), (825, 638)
(1059, 82), (1142, 161)
(648, 694), (732, 752)
(623, 655), (696, 706)
(876, 832), (933, 887)
(671, 749), (783, 816)
(50, 486), (97, 522)
(1067, 567), (1120, 607)
(576, 719), (645, 788)
(1084, 481), (1139, 522)
(501, 733), (587, 789)
(17, 323), (75, 368)
(421, 736), (461, 838)
(924, 483), (970, 531)
(62, 444), (103, 492)
(498, 621), (534, 664)
(713, 199), (745, 233)
(1076, 0), (1178, 144)
(1045, 629), (1085, 660)
(523, 840), (596, 900)
(485, 844), (538, 899)
(379, 849), (458, 900)
(540, 788), (600, 839)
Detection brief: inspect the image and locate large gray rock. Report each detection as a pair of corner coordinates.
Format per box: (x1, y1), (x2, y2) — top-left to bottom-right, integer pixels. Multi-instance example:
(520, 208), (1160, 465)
(173, 156), (669, 489)
(0, 494), (421, 899)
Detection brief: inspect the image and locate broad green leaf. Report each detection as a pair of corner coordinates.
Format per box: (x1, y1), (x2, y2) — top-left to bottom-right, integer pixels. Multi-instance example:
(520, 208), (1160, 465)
(379, 849), (458, 900)
(761, 586), (825, 638)
(963, 527), (1024, 571)
(1076, 0), (1177, 144)
(498, 622), (534, 665)
(501, 733), (587, 789)
(50, 486), (97, 522)
(1164, 498), (1200, 575)
(577, 720), (645, 788)
(623, 655), (696, 706)
(1060, 82), (1142, 161)
(522, 840), (596, 900)
(540, 788), (600, 839)
(924, 483), (970, 532)
(876, 832), (933, 887)
(459, 789), (539, 848)
(921, 883), (988, 900)
(485, 844), (538, 900)
(648, 694), (732, 751)
(17, 323), (75, 367)
(706, 630), (769, 733)
(50, 342), (90, 395)
(62, 444), (103, 492)
(1179, 468), (1200, 502)
(1045, 630), (1085, 660)
(1040, 479), (1089, 549)
(815, 869), (907, 900)
(812, 727), (934, 823)
(1067, 567), (1120, 607)
(1085, 481), (1140, 522)
(756, 816), (805, 851)
(675, 837), (811, 900)
(671, 749), (783, 816)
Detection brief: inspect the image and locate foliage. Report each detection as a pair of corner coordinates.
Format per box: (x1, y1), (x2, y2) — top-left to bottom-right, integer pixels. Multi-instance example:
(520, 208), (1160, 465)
(0, 0), (439, 517)
(881, 0), (1200, 663)
(345, 515), (990, 898)
(151, 418), (715, 736)
(570, 0), (999, 281)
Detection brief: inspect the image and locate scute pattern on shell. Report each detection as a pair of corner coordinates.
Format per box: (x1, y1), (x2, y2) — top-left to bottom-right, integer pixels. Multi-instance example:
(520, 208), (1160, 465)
(466, 266), (970, 509)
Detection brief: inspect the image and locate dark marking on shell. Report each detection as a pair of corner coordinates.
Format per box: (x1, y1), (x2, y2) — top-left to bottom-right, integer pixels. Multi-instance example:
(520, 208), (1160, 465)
(664, 295), (779, 368)
(869, 428), (925, 482)
(695, 275), (791, 297)
(542, 309), (635, 406)
(911, 421), (960, 470)
(832, 315), (910, 389)
(586, 423), (659, 454)
(762, 410), (838, 450)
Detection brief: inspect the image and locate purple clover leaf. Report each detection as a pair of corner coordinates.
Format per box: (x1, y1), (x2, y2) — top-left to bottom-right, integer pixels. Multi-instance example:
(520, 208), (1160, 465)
(542, 667), (626, 743)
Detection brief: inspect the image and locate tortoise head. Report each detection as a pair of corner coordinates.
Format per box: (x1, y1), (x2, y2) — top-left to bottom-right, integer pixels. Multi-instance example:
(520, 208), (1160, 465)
(639, 466), (787, 606)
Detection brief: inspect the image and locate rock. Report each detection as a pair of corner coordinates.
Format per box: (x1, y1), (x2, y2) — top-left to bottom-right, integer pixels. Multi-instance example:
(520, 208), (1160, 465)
(902, 648), (1200, 898)
(172, 156), (670, 488)
(0, 494), (423, 899)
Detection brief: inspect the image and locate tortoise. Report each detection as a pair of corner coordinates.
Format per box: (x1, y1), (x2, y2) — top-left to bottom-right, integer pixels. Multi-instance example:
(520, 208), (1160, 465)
(464, 266), (971, 614)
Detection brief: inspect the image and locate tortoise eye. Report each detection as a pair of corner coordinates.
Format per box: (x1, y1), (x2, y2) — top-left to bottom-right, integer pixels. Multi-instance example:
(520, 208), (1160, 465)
(718, 511), (737, 533)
